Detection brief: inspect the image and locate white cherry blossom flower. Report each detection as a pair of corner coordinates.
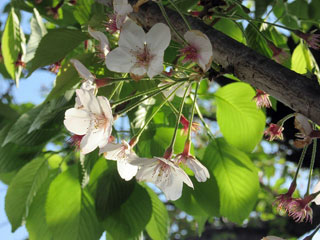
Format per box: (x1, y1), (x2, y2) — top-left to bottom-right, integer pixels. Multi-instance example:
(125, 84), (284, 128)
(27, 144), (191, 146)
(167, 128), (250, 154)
(64, 89), (113, 154)
(175, 154), (210, 182)
(106, 19), (171, 80)
(88, 27), (110, 59)
(180, 30), (213, 72)
(130, 156), (193, 201)
(99, 140), (138, 181)
(106, 0), (133, 33)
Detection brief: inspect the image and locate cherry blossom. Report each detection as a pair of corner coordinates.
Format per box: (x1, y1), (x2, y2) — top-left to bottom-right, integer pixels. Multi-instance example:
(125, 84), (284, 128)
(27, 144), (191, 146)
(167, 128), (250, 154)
(64, 89), (113, 154)
(106, 20), (171, 80)
(70, 59), (97, 93)
(130, 156), (193, 201)
(294, 30), (320, 50)
(179, 30), (213, 72)
(273, 181), (296, 212)
(99, 140), (138, 181)
(287, 197), (313, 223)
(264, 123), (284, 141)
(180, 115), (200, 135)
(88, 27), (110, 60)
(106, 0), (133, 33)
(253, 89), (272, 109)
(175, 141), (209, 182)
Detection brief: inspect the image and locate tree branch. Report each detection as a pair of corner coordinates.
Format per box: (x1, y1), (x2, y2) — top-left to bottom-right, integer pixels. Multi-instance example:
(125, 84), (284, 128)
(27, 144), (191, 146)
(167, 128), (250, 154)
(126, 1), (320, 124)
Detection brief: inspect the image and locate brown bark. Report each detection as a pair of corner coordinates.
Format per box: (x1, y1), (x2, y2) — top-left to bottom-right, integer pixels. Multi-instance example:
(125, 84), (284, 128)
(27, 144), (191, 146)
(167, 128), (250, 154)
(123, 1), (320, 125)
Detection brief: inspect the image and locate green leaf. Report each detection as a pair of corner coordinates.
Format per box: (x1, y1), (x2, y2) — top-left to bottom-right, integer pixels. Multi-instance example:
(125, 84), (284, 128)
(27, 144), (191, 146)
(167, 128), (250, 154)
(46, 165), (103, 240)
(28, 28), (88, 75)
(73, 0), (94, 25)
(28, 91), (74, 132)
(174, 185), (208, 217)
(0, 124), (39, 173)
(3, 105), (59, 147)
(291, 42), (313, 74)
(213, 19), (245, 43)
(5, 157), (49, 232)
(287, 0), (309, 19)
(25, 8), (47, 63)
(215, 82), (266, 152)
(245, 23), (272, 58)
(45, 53), (99, 102)
(103, 183), (152, 239)
(26, 170), (58, 240)
(1, 8), (25, 86)
(203, 138), (260, 224)
(95, 167), (135, 220)
(145, 186), (169, 240)
(254, 0), (272, 18)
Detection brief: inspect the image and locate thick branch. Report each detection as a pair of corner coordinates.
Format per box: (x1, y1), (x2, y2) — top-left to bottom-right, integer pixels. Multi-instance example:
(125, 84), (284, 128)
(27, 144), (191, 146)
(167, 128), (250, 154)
(127, 1), (320, 124)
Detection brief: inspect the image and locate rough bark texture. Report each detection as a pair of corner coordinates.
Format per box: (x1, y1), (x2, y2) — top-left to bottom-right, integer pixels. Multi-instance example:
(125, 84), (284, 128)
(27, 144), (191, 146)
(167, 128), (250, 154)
(124, 1), (320, 124)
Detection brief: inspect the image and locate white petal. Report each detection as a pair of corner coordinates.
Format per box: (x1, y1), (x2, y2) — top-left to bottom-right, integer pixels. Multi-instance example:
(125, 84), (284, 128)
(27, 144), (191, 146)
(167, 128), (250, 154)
(113, 0), (132, 14)
(295, 113), (313, 136)
(99, 143), (124, 160)
(130, 156), (157, 167)
(174, 166), (194, 188)
(76, 89), (102, 115)
(130, 65), (147, 78)
(146, 23), (171, 54)
(147, 54), (164, 79)
(80, 129), (105, 154)
(88, 27), (110, 56)
(313, 181), (320, 205)
(97, 96), (113, 124)
(184, 30), (213, 72)
(119, 20), (145, 51)
(117, 158), (138, 181)
(64, 108), (91, 135)
(135, 163), (157, 182)
(158, 174), (184, 201)
(186, 157), (210, 182)
(70, 59), (95, 81)
(106, 47), (136, 73)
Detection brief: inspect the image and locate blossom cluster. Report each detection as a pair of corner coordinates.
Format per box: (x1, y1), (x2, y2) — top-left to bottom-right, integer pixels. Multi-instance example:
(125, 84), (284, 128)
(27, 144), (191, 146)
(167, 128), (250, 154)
(63, 0), (213, 201)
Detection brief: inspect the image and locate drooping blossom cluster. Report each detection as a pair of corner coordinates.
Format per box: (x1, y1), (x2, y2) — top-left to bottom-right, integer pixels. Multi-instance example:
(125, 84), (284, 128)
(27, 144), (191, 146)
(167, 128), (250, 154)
(63, 0), (211, 201)
(253, 89), (272, 109)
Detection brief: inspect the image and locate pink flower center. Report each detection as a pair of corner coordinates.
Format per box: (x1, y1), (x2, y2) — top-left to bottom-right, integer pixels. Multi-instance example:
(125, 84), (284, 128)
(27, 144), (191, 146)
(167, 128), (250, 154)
(94, 114), (110, 132)
(180, 45), (198, 63)
(135, 45), (152, 67)
(106, 15), (118, 34)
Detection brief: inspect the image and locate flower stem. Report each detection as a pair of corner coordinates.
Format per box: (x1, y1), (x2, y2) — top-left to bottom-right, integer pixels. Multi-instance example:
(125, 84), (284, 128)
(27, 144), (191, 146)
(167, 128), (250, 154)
(131, 82), (186, 146)
(193, 99), (216, 140)
(167, 0), (192, 31)
(157, 1), (188, 44)
(276, 113), (295, 127)
(164, 83), (191, 158)
(109, 81), (123, 100)
(112, 81), (179, 109)
(306, 138), (317, 196)
(293, 145), (308, 183)
(187, 81), (199, 141)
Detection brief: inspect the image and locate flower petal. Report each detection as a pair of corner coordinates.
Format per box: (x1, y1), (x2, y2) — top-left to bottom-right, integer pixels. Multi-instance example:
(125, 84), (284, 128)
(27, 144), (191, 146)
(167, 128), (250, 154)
(147, 54), (164, 79)
(99, 143), (123, 160)
(130, 65), (147, 79)
(146, 23), (171, 54)
(70, 59), (95, 81)
(76, 89), (102, 115)
(97, 96), (113, 129)
(118, 20), (145, 51)
(113, 0), (132, 15)
(312, 181), (320, 205)
(117, 158), (138, 181)
(64, 108), (91, 135)
(88, 27), (110, 56)
(184, 30), (213, 72)
(186, 157), (210, 182)
(80, 129), (106, 154)
(105, 47), (136, 73)
(157, 174), (184, 201)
